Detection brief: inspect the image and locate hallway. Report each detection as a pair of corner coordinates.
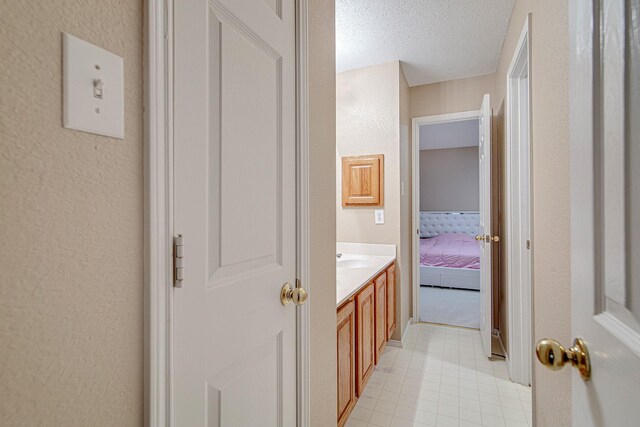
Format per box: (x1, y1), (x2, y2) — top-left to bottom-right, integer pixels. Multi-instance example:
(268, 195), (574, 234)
(345, 323), (532, 427)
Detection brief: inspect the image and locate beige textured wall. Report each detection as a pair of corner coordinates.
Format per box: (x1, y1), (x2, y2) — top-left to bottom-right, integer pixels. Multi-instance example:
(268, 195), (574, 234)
(399, 67), (412, 340)
(337, 61), (412, 340)
(308, 0), (337, 425)
(494, 1), (572, 425)
(410, 73), (496, 118)
(0, 1), (143, 426)
(419, 147), (479, 211)
(336, 61), (401, 248)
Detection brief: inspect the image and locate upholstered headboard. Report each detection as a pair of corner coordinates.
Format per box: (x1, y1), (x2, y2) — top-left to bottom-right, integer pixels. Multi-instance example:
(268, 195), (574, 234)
(419, 211), (480, 238)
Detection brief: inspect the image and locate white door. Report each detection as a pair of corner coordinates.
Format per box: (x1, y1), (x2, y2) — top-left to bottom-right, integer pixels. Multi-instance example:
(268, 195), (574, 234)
(173, 0), (297, 425)
(478, 93), (493, 358)
(568, 0), (640, 425)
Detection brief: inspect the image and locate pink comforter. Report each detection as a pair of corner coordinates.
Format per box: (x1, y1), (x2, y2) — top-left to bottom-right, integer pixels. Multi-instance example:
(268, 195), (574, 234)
(420, 233), (480, 269)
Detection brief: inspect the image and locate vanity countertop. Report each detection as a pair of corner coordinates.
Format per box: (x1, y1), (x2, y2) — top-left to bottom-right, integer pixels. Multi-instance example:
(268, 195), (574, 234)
(336, 242), (396, 307)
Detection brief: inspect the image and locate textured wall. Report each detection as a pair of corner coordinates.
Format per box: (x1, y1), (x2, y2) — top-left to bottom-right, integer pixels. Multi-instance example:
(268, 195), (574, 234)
(399, 67), (412, 340)
(494, 1), (572, 425)
(419, 147), (479, 211)
(336, 61), (411, 340)
(308, 0), (337, 425)
(0, 1), (143, 426)
(409, 73), (496, 118)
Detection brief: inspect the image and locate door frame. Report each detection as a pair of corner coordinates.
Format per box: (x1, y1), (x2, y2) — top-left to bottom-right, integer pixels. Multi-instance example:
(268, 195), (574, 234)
(143, 1), (312, 425)
(411, 110), (481, 324)
(504, 14), (533, 386)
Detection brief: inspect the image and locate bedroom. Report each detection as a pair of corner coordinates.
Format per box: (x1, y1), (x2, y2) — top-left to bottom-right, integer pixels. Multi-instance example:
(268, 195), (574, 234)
(416, 118), (483, 329)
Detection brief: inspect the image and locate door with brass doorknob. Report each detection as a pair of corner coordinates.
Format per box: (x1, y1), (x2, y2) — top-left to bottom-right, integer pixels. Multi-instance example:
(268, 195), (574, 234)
(567, 1), (640, 424)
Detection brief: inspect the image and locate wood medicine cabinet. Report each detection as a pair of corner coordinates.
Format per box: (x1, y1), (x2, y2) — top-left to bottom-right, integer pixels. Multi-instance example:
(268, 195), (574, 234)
(341, 154), (384, 207)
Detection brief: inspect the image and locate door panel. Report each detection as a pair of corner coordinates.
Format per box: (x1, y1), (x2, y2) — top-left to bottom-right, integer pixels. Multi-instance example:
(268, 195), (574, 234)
(479, 94), (493, 358)
(356, 283), (375, 396)
(337, 300), (356, 427)
(374, 273), (387, 362)
(570, 0), (640, 425)
(386, 263), (397, 339)
(173, 0), (297, 425)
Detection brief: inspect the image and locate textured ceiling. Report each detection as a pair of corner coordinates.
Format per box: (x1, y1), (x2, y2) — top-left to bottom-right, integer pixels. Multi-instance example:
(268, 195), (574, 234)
(336, 0), (516, 86)
(420, 119), (479, 150)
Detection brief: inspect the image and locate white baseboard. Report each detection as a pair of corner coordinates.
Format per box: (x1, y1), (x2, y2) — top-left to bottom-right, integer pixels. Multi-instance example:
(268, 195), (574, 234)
(388, 317), (413, 348)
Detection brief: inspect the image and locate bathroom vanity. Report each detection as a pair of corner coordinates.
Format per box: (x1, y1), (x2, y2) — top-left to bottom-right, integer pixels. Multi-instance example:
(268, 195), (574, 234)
(336, 243), (396, 427)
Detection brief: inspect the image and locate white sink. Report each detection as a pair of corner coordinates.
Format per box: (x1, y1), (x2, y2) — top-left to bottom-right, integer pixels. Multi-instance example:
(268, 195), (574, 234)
(337, 255), (376, 269)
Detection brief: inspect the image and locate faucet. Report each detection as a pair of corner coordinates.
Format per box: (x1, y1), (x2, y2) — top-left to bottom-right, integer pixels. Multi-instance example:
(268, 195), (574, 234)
(336, 253), (343, 259)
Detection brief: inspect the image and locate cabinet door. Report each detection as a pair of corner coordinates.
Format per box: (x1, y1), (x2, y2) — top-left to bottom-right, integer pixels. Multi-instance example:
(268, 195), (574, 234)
(386, 263), (397, 340)
(374, 272), (387, 363)
(337, 299), (356, 427)
(356, 283), (375, 396)
(341, 154), (384, 207)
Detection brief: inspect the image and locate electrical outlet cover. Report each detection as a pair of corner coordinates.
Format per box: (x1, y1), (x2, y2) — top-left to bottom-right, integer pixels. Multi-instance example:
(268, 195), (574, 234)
(63, 33), (124, 139)
(375, 209), (385, 224)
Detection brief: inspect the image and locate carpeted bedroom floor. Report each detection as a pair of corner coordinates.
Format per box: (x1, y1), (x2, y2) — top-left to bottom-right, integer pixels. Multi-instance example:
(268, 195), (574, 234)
(420, 286), (480, 329)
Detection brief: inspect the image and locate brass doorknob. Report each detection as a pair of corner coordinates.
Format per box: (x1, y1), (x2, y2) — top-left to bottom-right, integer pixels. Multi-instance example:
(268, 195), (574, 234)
(475, 235), (484, 241)
(536, 337), (591, 381)
(281, 282), (308, 306)
(489, 235), (500, 243)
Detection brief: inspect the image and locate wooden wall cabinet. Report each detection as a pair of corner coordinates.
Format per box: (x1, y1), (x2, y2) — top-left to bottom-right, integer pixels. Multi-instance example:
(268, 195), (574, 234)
(374, 272), (387, 363)
(355, 282), (375, 396)
(337, 299), (356, 427)
(342, 154), (384, 207)
(386, 262), (397, 340)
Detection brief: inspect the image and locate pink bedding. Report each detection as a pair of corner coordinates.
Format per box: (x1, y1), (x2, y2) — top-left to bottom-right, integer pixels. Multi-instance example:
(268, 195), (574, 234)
(420, 233), (480, 269)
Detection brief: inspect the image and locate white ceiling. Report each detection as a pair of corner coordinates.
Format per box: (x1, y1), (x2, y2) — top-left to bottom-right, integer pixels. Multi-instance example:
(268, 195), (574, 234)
(420, 119), (479, 150)
(336, 0), (516, 86)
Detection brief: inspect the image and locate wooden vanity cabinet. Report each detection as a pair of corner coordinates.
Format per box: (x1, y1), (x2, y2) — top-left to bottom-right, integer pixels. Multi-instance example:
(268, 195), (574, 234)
(374, 272), (387, 363)
(386, 262), (397, 340)
(336, 262), (397, 424)
(337, 299), (356, 427)
(355, 282), (375, 396)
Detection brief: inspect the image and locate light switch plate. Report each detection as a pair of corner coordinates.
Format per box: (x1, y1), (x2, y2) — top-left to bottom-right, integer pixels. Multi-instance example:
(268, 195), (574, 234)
(375, 209), (385, 224)
(63, 33), (124, 139)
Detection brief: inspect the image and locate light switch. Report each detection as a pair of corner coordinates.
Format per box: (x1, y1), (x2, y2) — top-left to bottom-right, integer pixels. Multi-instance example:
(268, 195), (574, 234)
(63, 33), (124, 139)
(375, 209), (385, 225)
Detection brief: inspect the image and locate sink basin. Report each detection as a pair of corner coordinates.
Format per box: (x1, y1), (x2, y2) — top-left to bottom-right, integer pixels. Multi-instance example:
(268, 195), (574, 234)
(337, 255), (376, 269)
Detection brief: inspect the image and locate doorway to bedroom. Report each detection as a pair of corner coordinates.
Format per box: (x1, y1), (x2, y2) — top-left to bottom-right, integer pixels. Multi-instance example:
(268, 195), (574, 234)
(413, 113), (482, 329)
(411, 98), (496, 361)
(418, 125), (480, 329)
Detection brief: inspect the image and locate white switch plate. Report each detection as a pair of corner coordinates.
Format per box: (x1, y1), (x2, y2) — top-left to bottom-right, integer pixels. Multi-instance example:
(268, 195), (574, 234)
(375, 209), (385, 224)
(63, 33), (124, 139)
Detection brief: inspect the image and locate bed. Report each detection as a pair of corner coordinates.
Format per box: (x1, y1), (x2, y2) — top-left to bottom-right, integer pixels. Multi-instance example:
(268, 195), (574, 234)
(419, 211), (481, 290)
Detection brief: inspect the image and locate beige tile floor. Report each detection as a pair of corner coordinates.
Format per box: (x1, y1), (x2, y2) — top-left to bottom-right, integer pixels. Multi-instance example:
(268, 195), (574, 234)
(345, 323), (532, 427)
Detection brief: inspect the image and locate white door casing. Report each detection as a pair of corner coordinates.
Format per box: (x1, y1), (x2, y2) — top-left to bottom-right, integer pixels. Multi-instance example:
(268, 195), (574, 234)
(505, 15), (532, 386)
(479, 94), (493, 358)
(173, 0), (297, 425)
(570, 0), (640, 425)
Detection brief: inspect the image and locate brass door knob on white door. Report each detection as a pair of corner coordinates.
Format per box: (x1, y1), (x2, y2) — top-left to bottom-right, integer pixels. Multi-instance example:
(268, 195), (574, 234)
(536, 337), (591, 381)
(280, 282), (308, 306)
(475, 235), (484, 241)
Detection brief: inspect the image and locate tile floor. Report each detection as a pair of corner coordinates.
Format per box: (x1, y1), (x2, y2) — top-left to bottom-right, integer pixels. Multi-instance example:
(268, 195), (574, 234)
(345, 323), (532, 427)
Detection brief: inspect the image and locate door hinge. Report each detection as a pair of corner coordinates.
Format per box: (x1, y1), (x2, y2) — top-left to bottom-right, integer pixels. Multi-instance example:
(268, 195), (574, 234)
(526, 240), (531, 250)
(173, 234), (184, 288)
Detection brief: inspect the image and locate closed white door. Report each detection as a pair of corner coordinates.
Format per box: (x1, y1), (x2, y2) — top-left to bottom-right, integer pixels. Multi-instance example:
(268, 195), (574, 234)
(478, 93), (493, 358)
(567, 0), (640, 425)
(172, 0), (297, 425)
